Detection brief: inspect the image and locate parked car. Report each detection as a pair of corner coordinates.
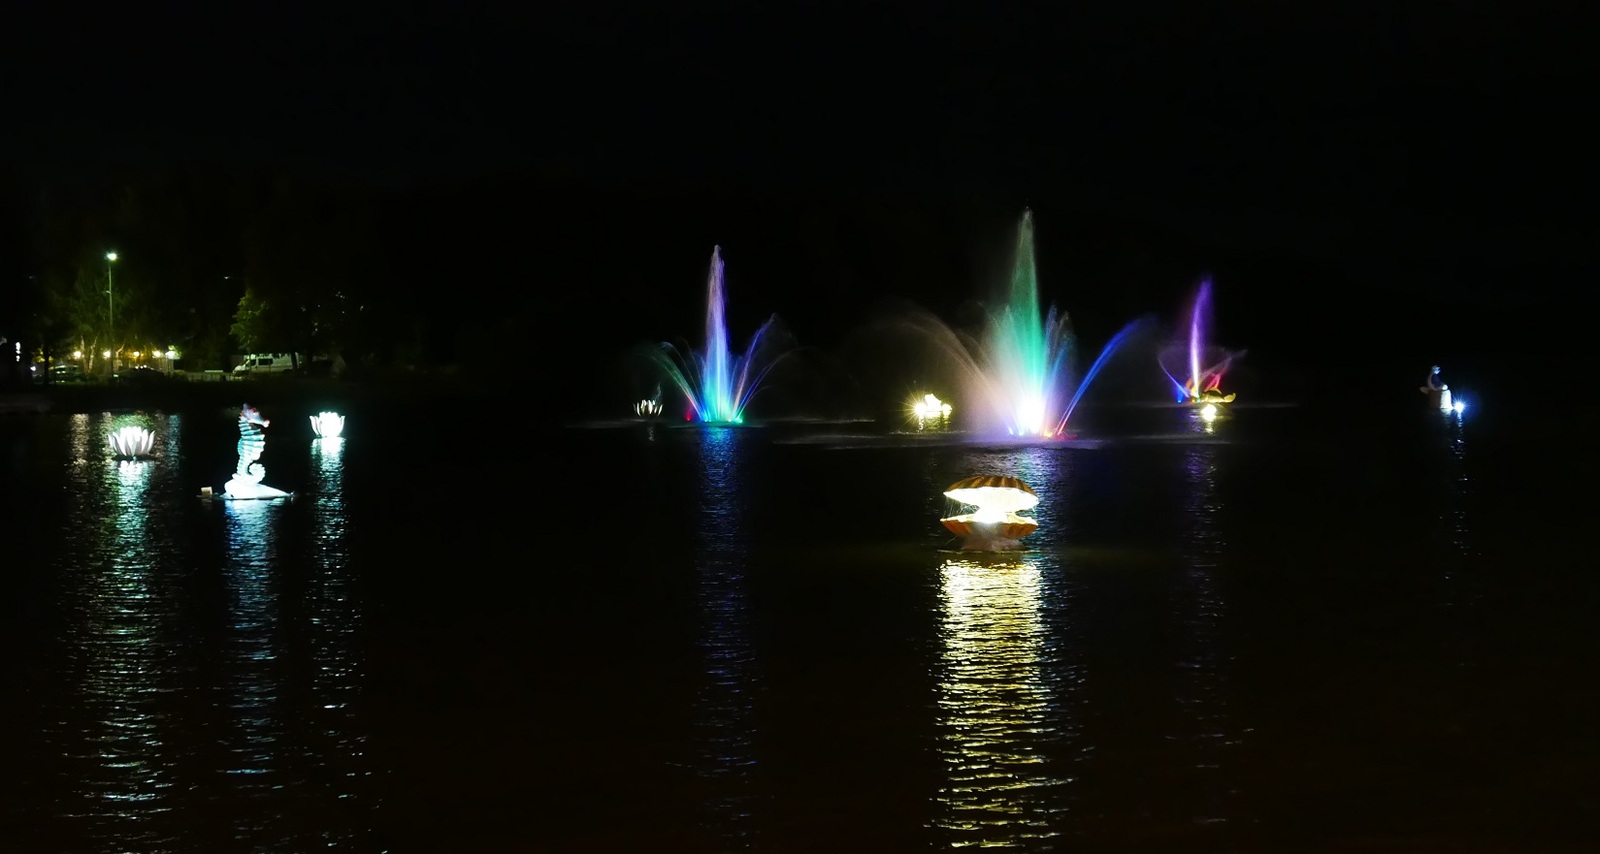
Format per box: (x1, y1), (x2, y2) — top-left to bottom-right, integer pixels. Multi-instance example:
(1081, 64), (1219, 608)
(50, 364), (86, 382)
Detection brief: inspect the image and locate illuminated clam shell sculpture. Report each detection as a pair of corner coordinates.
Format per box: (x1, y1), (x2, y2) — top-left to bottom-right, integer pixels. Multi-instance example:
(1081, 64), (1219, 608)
(108, 425), (156, 459)
(310, 411), (345, 438)
(940, 475), (1039, 551)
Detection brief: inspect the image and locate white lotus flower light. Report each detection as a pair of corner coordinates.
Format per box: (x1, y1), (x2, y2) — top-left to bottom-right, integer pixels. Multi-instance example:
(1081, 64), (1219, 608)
(635, 399), (662, 417)
(310, 411), (345, 438)
(109, 425), (155, 458)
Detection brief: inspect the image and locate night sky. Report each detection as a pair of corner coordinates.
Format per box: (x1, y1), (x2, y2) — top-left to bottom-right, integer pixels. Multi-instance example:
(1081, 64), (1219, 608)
(5, 2), (1593, 397)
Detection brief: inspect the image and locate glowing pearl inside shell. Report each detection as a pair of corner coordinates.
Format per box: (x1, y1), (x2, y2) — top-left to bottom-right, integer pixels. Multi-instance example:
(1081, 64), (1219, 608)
(939, 475), (1040, 550)
(310, 411), (345, 438)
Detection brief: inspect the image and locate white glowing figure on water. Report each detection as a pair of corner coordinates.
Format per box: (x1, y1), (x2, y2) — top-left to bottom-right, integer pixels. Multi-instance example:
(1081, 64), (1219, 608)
(108, 425), (155, 458)
(310, 411), (345, 438)
(224, 403), (289, 500)
(635, 399), (662, 417)
(939, 476), (1040, 552)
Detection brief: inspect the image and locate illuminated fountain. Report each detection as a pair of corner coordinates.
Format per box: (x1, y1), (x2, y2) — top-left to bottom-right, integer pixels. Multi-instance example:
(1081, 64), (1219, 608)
(940, 475), (1040, 552)
(108, 425), (155, 459)
(309, 411), (345, 439)
(889, 209), (1149, 439)
(1160, 277), (1243, 406)
(651, 246), (791, 424)
(218, 403), (290, 500)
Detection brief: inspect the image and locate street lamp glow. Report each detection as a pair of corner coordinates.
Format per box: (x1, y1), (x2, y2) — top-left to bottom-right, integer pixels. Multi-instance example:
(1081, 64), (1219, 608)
(106, 252), (118, 262)
(102, 350), (111, 358)
(72, 350), (83, 359)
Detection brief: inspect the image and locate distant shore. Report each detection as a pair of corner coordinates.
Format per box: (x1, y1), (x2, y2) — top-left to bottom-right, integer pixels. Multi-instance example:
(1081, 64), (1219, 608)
(0, 372), (497, 416)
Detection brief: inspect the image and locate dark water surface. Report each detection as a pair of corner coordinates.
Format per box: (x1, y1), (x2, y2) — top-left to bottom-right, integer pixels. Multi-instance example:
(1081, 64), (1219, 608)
(1, 398), (1595, 852)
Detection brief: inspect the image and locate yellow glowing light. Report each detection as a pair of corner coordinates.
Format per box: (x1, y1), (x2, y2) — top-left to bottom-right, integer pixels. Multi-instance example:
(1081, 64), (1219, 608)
(913, 393), (953, 420)
(1200, 403), (1218, 422)
(72, 350), (83, 359)
(131, 351), (140, 359)
(103, 350), (112, 358)
(165, 349), (177, 360)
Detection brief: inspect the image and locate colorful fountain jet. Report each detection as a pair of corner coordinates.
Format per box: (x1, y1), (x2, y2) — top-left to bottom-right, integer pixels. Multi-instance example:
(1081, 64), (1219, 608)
(966, 210), (1147, 438)
(653, 246), (790, 425)
(1160, 277), (1243, 405)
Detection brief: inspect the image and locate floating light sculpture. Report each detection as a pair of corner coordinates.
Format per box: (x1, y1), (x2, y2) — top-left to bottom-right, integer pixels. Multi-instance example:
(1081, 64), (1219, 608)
(310, 411), (345, 438)
(1420, 366), (1465, 416)
(635, 398), (663, 417)
(912, 393), (953, 429)
(108, 425), (155, 459)
(940, 475), (1040, 552)
(222, 404), (289, 500)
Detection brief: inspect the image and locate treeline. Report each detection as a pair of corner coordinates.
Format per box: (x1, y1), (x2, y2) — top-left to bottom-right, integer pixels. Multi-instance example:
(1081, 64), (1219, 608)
(8, 162), (1506, 408)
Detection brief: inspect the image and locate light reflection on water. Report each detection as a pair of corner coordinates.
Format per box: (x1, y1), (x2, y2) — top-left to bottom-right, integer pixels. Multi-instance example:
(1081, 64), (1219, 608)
(691, 427), (762, 847)
(1435, 418), (1478, 603)
(220, 498), (288, 846)
(36, 412), (376, 850)
(1175, 443), (1245, 828)
(55, 413), (185, 852)
(306, 436), (378, 847)
(931, 555), (1076, 848)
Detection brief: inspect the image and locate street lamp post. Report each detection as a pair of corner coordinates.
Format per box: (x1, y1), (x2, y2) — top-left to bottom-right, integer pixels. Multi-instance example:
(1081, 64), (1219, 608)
(105, 252), (117, 372)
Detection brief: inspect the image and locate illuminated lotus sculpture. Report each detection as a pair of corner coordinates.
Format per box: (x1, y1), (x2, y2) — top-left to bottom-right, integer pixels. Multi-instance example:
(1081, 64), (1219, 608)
(223, 403), (289, 500)
(1160, 277), (1243, 406)
(912, 393), (953, 428)
(108, 425), (155, 459)
(635, 398), (662, 417)
(940, 475), (1040, 552)
(310, 411), (345, 438)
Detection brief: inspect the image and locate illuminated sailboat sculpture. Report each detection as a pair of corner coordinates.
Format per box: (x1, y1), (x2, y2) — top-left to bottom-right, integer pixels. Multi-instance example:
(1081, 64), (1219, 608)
(939, 475), (1040, 552)
(221, 404), (290, 500)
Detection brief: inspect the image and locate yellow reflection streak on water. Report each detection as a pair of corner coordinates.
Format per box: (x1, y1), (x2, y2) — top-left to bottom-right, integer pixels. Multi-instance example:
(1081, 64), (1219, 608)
(932, 557), (1071, 848)
(57, 413), (184, 852)
(1177, 443), (1242, 827)
(691, 427), (761, 847)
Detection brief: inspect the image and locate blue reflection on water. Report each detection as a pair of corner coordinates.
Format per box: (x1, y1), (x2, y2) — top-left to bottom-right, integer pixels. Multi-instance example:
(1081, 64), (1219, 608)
(220, 498), (286, 847)
(691, 427), (762, 847)
(54, 413), (185, 852)
(305, 436), (378, 847)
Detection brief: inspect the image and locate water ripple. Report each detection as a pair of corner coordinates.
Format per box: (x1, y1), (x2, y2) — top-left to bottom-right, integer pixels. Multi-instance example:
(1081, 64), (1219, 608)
(931, 557), (1078, 848)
